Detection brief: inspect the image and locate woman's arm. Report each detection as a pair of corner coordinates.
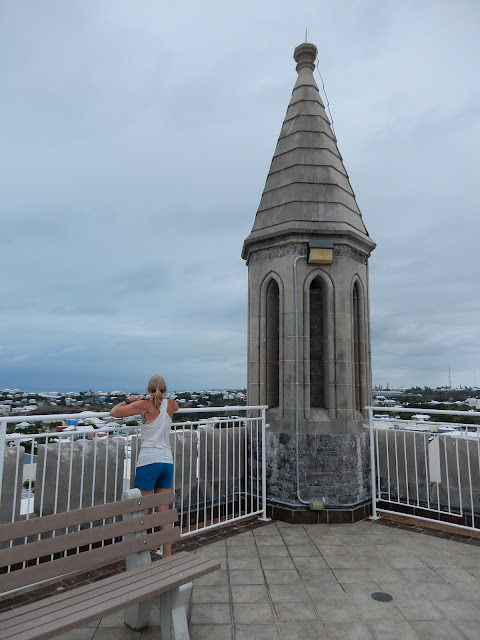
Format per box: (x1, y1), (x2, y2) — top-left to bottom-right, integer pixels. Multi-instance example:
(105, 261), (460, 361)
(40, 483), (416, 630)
(110, 396), (147, 418)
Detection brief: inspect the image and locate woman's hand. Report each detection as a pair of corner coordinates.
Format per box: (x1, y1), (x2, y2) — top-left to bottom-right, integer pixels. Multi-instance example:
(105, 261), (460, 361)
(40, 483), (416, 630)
(127, 395), (143, 402)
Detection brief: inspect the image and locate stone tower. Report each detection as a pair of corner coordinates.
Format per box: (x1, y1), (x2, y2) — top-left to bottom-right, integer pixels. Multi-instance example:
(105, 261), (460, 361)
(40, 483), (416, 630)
(242, 43), (376, 513)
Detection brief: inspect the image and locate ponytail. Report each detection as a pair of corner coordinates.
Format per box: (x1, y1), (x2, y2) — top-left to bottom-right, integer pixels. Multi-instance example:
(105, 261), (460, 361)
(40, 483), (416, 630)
(147, 375), (167, 409)
(150, 388), (164, 409)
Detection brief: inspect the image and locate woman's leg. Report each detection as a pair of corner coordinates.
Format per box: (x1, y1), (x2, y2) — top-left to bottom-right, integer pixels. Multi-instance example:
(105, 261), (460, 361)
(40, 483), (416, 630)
(136, 463), (174, 557)
(139, 489), (153, 515)
(154, 487), (173, 557)
(134, 465), (156, 515)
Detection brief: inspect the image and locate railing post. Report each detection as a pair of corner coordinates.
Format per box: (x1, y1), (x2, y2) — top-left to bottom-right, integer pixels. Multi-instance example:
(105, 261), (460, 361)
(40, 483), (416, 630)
(368, 408), (378, 520)
(0, 420), (6, 507)
(260, 408), (268, 521)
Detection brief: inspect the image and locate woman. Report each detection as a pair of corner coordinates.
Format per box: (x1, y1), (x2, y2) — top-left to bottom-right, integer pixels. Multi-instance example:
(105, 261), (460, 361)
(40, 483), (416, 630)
(110, 375), (179, 557)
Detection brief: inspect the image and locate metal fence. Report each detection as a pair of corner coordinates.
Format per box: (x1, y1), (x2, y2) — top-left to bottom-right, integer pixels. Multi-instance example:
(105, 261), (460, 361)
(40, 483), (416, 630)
(0, 406), (268, 536)
(367, 406), (480, 533)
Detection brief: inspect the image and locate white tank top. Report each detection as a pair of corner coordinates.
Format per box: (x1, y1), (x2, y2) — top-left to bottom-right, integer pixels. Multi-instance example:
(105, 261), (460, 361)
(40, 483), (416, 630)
(136, 398), (173, 467)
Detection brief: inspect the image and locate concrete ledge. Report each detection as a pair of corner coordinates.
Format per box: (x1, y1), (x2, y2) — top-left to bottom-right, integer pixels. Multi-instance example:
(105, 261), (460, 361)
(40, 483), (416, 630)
(377, 500), (479, 530)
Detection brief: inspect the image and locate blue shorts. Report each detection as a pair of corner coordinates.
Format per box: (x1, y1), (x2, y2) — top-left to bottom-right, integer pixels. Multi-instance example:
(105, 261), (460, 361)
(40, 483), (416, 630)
(134, 462), (174, 490)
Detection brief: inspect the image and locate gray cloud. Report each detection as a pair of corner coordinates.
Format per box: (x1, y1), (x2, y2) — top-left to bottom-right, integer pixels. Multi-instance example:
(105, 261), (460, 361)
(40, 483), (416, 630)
(1, 0), (479, 391)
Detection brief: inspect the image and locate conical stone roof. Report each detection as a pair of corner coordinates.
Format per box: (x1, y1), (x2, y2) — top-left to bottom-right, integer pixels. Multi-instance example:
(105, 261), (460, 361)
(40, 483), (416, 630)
(242, 43), (375, 261)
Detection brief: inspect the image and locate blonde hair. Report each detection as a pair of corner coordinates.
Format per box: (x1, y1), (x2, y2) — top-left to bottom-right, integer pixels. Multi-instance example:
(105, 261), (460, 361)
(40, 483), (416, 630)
(147, 375), (167, 409)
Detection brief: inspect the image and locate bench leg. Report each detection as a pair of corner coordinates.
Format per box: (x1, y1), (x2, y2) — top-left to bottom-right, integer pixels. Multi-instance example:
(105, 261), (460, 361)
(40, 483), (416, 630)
(121, 489), (154, 630)
(158, 582), (192, 640)
(124, 598), (152, 631)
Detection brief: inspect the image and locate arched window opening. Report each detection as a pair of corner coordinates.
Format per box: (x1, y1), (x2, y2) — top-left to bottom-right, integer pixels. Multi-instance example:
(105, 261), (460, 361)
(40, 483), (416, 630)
(310, 277), (325, 408)
(353, 282), (362, 411)
(266, 279), (279, 408)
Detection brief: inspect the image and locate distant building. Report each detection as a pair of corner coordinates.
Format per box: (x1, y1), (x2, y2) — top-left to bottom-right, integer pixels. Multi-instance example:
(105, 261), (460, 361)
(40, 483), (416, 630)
(466, 398), (480, 409)
(0, 404), (11, 415)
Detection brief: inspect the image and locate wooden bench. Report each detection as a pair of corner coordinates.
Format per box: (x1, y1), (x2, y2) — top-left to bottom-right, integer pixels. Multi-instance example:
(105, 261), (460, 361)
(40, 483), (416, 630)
(0, 489), (220, 640)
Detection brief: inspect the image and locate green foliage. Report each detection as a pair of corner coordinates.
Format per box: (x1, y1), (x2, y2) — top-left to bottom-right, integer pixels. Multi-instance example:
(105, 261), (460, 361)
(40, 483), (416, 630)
(21, 441), (33, 454)
(17, 424), (41, 435)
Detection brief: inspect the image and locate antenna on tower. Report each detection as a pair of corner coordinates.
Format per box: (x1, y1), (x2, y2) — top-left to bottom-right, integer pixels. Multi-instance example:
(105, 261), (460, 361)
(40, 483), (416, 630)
(448, 365), (452, 389)
(305, 28), (308, 42)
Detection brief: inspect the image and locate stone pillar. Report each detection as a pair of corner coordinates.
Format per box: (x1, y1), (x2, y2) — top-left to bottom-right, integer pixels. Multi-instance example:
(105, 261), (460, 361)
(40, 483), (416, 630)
(0, 447), (24, 524)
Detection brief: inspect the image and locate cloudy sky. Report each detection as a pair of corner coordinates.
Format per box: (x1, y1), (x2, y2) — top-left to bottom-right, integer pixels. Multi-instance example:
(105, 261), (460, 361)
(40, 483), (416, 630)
(1, 1), (479, 392)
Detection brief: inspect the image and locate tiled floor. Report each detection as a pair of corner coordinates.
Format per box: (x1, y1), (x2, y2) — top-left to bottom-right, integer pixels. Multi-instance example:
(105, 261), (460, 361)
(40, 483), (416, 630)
(30, 519), (480, 639)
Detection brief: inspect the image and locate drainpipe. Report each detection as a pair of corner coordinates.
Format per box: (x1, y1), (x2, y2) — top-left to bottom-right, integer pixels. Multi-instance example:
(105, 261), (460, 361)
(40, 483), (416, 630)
(0, 420), (6, 507)
(269, 496), (370, 510)
(366, 256), (373, 408)
(294, 252), (310, 505)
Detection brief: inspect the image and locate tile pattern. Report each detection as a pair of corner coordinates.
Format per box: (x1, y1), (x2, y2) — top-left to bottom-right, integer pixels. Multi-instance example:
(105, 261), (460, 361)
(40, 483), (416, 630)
(4, 517), (480, 639)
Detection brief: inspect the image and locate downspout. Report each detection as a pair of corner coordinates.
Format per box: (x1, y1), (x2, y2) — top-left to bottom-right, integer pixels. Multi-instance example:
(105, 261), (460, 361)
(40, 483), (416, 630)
(294, 251), (310, 505)
(269, 496), (370, 510)
(366, 256), (373, 408)
(0, 420), (6, 509)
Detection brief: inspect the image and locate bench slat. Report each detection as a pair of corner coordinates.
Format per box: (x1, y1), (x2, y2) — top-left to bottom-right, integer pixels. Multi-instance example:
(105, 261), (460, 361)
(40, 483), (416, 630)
(0, 508), (178, 568)
(1, 525), (180, 594)
(0, 554), (221, 640)
(8, 558), (220, 640)
(0, 552), (193, 622)
(0, 491), (175, 543)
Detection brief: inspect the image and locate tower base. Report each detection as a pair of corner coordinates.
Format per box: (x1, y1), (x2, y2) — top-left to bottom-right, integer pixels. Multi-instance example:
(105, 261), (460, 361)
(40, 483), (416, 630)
(267, 499), (372, 525)
(263, 431), (371, 505)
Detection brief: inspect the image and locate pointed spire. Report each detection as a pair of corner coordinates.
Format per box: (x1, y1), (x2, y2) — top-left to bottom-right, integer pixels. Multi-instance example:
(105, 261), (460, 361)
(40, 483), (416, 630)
(242, 42), (375, 261)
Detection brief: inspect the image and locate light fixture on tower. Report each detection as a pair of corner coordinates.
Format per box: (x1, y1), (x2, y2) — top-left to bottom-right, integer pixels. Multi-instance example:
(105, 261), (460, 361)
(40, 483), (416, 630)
(307, 240), (334, 265)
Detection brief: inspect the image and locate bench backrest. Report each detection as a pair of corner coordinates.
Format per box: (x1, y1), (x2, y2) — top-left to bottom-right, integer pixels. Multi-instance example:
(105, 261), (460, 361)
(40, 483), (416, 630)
(0, 489), (179, 595)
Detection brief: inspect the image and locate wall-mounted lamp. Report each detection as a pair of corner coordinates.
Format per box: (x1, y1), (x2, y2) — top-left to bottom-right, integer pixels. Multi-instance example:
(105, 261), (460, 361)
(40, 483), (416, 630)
(307, 240), (334, 265)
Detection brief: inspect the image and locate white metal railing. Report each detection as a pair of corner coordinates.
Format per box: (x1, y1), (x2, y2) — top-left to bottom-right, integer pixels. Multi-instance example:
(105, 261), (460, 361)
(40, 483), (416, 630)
(0, 406), (268, 537)
(367, 406), (480, 533)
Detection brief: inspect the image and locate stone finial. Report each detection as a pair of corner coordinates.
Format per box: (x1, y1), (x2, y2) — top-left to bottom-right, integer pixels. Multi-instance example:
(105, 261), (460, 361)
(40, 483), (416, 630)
(293, 42), (317, 72)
